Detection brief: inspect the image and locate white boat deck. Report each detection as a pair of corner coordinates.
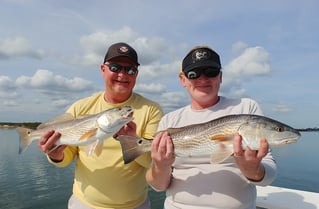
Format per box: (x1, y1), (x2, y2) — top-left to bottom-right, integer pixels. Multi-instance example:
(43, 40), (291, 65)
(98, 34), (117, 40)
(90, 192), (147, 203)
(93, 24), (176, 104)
(256, 186), (319, 209)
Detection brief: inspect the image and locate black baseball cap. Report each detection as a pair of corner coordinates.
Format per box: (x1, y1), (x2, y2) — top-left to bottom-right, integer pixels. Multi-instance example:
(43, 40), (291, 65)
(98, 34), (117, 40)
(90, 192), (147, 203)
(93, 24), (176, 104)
(182, 46), (221, 73)
(103, 42), (139, 66)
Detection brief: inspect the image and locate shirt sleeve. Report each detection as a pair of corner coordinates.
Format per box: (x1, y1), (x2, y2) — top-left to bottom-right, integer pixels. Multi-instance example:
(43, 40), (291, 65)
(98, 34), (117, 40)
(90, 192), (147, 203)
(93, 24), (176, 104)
(47, 145), (78, 167)
(251, 151), (277, 186)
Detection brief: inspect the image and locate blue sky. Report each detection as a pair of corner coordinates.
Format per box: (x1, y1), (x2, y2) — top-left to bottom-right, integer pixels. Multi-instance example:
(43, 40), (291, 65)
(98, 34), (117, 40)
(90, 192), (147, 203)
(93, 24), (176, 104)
(0, 0), (318, 129)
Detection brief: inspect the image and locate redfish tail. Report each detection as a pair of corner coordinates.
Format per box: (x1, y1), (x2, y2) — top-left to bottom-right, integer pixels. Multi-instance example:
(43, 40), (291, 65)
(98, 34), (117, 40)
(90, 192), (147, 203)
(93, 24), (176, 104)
(115, 135), (147, 164)
(17, 127), (33, 154)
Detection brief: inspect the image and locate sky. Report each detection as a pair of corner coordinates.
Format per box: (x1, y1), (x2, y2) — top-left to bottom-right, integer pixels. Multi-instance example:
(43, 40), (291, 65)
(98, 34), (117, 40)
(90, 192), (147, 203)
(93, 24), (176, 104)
(0, 0), (318, 129)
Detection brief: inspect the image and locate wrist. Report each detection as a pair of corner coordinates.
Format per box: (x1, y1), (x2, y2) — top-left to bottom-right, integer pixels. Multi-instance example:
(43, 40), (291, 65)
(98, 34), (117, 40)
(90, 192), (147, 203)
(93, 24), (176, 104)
(48, 153), (64, 163)
(246, 165), (265, 182)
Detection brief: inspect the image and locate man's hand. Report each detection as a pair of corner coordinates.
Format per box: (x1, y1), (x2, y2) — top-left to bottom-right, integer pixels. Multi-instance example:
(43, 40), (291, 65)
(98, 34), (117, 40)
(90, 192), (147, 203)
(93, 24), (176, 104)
(233, 133), (269, 181)
(38, 130), (66, 162)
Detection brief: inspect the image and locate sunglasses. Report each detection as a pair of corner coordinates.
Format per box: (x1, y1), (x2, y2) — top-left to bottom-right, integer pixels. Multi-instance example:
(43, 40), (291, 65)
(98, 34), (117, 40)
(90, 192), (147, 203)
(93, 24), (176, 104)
(184, 67), (220, 79)
(105, 63), (138, 76)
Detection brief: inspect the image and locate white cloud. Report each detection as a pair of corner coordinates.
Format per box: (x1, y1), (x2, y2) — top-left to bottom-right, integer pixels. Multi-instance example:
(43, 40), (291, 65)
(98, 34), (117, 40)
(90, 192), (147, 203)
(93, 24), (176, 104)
(225, 46), (271, 77)
(15, 69), (95, 93)
(65, 27), (139, 67)
(221, 45), (272, 97)
(158, 91), (189, 113)
(273, 103), (292, 113)
(135, 83), (166, 94)
(0, 36), (45, 59)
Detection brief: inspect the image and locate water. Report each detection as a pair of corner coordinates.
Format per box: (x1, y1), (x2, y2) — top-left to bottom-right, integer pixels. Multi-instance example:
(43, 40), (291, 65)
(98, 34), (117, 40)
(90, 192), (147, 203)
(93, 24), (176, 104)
(0, 129), (318, 209)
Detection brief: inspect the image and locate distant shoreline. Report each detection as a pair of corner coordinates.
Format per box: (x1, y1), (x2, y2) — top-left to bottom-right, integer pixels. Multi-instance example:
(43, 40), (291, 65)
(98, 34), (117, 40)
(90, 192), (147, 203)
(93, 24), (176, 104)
(0, 122), (41, 129)
(0, 122), (318, 132)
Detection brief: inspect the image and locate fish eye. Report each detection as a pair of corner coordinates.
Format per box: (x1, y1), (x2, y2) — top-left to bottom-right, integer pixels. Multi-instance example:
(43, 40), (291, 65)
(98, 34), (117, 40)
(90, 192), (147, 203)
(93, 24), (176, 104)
(275, 126), (284, 132)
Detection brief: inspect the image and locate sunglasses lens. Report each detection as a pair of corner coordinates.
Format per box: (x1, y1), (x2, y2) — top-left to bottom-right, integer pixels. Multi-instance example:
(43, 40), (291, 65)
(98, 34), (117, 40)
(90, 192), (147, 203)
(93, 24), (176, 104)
(186, 68), (220, 79)
(108, 64), (121, 72)
(106, 63), (138, 75)
(186, 69), (201, 79)
(125, 67), (138, 75)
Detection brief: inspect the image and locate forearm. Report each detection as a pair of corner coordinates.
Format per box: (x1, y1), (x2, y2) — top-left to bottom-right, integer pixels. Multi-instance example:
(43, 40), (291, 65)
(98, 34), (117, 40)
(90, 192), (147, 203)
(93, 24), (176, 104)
(253, 156), (277, 186)
(146, 164), (172, 191)
(240, 164), (265, 182)
(240, 152), (277, 185)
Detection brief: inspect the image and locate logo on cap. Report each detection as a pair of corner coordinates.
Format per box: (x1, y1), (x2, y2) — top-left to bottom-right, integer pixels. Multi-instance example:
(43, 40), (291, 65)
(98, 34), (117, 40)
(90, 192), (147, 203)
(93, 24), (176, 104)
(192, 49), (210, 62)
(119, 46), (129, 54)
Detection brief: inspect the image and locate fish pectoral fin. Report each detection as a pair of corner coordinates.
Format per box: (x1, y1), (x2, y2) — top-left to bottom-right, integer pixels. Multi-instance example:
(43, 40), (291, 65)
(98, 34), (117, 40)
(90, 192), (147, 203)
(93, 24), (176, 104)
(80, 129), (98, 141)
(210, 143), (233, 164)
(94, 140), (104, 156)
(85, 139), (104, 156)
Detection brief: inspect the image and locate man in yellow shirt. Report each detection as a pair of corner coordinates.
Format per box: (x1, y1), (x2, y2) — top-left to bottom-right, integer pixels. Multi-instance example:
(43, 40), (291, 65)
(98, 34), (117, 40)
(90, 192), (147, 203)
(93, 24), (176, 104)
(38, 42), (163, 209)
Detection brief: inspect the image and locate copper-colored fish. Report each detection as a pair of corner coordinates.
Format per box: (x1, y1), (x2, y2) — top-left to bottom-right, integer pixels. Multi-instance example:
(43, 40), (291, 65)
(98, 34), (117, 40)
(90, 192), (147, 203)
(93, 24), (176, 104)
(116, 114), (300, 164)
(18, 106), (133, 156)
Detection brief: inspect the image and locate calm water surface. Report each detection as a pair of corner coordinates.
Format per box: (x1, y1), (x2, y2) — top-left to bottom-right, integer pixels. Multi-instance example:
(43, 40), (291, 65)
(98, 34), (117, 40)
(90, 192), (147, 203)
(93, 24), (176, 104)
(0, 129), (318, 209)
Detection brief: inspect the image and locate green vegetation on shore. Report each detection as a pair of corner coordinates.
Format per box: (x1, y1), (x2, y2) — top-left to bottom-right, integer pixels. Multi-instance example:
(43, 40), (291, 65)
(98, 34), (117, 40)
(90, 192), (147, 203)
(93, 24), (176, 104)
(0, 122), (318, 132)
(0, 122), (41, 129)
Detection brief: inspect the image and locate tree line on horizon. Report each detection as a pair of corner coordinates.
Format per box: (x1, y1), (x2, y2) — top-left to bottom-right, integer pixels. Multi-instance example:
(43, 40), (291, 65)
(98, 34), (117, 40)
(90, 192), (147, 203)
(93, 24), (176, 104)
(0, 122), (41, 129)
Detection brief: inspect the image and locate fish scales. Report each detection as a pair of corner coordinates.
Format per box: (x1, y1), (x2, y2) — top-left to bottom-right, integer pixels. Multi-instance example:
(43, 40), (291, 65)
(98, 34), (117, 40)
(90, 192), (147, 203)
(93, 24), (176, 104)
(170, 115), (249, 157)
(116, 114), (300, 164)
(18, 106), (134, 155)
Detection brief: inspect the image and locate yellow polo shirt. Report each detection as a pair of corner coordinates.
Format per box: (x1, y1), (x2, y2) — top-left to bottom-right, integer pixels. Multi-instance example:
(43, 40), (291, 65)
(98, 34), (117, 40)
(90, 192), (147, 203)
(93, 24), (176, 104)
(50, 92), (163, 209)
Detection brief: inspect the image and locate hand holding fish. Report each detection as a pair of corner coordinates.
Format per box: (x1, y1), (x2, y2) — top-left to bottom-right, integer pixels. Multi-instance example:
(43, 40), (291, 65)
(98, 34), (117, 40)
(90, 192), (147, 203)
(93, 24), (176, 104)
(233, 133), (269, 181)
(38, 130), (67, 162)
(114, 121), (137, 138)
(151, 131), (175, 168)
(146, 131), (175, 191)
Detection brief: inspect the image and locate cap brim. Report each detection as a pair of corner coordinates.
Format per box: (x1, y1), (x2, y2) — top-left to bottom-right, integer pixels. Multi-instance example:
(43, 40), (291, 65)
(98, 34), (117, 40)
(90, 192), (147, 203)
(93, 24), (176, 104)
(183, 60), (220, 73)
(105, 55), (140, 66)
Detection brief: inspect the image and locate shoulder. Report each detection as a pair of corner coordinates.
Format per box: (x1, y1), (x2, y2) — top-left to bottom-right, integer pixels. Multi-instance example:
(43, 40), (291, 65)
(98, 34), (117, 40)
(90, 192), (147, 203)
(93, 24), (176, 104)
(132, 93), (162, 110)
(219, 96), (262, 115)
(219, 96), (257, 105)
(66, 92), (104, 116)
(158, 106), (189, 130)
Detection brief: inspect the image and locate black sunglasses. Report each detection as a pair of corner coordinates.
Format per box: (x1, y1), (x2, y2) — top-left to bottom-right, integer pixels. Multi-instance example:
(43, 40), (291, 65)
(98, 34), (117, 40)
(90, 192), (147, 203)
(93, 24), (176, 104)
(184, 67), (220, 79)
(105, 63), (138, 76)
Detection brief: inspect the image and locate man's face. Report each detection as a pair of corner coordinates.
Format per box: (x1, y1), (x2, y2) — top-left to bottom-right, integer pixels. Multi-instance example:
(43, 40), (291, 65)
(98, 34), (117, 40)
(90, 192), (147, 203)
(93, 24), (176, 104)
(101, 57), (138, 96)
(180, 70), (222, 106)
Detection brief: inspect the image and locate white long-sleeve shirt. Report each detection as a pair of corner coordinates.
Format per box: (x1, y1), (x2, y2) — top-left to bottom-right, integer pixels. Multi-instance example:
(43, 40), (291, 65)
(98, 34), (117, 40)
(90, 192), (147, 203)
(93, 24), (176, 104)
(158, 97), (277, 209)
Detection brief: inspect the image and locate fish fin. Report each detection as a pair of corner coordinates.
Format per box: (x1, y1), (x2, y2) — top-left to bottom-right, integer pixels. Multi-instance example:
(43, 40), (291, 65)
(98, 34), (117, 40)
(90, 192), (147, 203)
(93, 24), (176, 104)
(84, 139), (101, 156)
(80, 129), (98, 141)
(94, 140), (104, 156)
(37, 113), (75, 129)
(17, 127), (33, 154)
(210, 142), (234, 164)
(166, 127), (184, 134)
(115, 135), (149, 164)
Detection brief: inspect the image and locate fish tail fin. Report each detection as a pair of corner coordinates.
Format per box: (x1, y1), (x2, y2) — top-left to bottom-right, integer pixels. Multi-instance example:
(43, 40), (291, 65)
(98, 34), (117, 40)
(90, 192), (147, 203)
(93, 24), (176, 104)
(115, 135), (147, 164)
(17, 127), (33, 154)
(210, 142), (234, 164)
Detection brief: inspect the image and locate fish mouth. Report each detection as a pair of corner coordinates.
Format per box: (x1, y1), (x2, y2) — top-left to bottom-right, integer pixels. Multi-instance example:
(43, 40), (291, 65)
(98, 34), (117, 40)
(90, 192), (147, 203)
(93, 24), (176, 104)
(276, 136), (299, 145)
(122, 107), (134, 118)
